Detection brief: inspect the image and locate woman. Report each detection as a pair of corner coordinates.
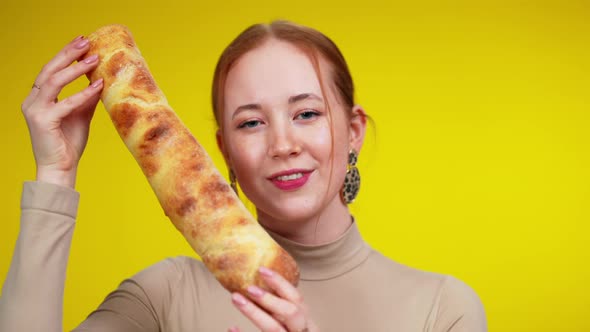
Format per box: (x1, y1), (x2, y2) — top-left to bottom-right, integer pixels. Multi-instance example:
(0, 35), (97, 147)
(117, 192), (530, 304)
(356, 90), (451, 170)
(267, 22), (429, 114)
(0, 21), (487, 331)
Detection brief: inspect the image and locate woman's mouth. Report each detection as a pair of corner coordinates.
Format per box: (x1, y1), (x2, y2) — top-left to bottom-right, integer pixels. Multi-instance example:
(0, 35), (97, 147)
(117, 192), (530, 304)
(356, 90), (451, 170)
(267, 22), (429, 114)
(275, 173), (304, 181)
(269, 170), (312, 191)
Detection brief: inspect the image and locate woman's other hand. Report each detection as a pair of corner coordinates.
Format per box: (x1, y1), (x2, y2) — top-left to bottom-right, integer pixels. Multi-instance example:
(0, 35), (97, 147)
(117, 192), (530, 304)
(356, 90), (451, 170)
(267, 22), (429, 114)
(229, 267), (318, 332)
(21, 35), (103, 189)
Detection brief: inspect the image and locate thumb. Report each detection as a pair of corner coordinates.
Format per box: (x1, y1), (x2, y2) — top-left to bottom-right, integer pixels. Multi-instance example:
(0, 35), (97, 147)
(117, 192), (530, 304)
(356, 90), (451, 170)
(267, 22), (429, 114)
(70, 87), (101, 121)
(53, 79), (103, 119)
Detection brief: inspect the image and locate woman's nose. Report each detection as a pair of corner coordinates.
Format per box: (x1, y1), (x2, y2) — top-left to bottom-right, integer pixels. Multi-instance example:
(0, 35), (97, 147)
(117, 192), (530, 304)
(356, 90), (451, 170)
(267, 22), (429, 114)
(267, 123), (301, 159)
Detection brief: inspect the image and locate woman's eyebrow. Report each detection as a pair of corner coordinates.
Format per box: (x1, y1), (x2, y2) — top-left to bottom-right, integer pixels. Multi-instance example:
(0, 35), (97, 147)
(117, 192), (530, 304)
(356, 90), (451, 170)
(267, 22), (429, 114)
(288, 93), (323, 104)
(233, 103), (261, 119)
(232, 93), (323, 119)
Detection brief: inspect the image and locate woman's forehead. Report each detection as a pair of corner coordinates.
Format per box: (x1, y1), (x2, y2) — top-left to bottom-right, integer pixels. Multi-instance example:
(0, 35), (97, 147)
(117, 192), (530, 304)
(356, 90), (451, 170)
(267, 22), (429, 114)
(223, 40), (327, 109)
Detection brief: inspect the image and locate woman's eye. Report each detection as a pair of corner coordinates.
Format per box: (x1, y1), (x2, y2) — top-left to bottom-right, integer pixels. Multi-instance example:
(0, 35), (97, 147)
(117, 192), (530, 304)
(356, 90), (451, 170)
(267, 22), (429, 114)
(238, 120), (261, 129)
(295, 110), (319, 120)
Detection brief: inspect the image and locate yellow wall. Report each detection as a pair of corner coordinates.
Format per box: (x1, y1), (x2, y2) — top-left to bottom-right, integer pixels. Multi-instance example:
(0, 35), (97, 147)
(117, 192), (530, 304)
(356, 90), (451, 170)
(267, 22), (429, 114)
(1, 0), (588, 330)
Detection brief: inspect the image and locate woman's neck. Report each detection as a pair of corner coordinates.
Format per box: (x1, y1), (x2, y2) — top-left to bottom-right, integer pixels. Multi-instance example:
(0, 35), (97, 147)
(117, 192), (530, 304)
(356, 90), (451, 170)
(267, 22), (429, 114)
(256, 195), (352, 245)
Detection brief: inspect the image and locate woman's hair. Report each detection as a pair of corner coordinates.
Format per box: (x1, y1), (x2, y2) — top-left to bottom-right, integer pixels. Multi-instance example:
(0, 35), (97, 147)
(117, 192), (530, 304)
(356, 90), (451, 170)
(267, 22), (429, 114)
(211, 20), (355, 128)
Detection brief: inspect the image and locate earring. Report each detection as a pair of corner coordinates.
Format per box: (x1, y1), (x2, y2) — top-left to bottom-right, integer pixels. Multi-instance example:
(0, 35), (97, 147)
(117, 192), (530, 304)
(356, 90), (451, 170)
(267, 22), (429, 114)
(341, 149), (361, 204)
(229, 169), (238, 196)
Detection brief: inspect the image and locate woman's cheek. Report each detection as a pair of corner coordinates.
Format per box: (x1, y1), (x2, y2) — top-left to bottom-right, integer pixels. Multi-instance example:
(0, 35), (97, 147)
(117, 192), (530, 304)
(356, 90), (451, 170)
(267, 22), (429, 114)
(306, 121), (333, 151)
(311, 119), (349, 163)
(229, 133), (266, 176)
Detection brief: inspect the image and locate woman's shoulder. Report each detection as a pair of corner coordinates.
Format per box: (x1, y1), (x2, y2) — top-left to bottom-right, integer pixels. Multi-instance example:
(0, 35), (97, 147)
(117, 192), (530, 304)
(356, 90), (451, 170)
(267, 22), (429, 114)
(364, 249), (449, 286)
(137, 255), (210, 276)
(127, 255), (213, 289)
(425, 274), (487, 331)
(366, 250), (487, 330)
(122, 256), (221, 305)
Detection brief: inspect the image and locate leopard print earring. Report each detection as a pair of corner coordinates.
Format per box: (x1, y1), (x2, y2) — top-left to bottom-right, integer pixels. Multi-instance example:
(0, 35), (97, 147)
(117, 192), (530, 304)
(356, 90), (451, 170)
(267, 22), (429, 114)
(340, 150), (360, 204)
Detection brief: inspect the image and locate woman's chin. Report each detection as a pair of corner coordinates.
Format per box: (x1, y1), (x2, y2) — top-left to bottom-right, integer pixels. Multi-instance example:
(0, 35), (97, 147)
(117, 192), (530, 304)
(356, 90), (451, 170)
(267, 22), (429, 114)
(256, 190), (344, 226)
(257, 198), (322, 224)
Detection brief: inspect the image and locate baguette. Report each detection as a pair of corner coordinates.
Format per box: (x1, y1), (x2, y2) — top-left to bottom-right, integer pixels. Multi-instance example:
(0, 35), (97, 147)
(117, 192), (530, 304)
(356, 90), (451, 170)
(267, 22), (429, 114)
(85, 24), (299, 294)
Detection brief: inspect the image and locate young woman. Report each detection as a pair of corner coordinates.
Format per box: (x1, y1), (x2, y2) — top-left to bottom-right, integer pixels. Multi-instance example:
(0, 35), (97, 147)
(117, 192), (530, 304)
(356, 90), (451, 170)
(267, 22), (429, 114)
(0, 21), (487, 331)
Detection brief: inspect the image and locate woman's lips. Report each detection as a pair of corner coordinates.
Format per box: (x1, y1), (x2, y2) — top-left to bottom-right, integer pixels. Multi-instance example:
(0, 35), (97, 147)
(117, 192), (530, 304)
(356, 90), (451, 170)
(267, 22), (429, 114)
(268, 170), (313, 191)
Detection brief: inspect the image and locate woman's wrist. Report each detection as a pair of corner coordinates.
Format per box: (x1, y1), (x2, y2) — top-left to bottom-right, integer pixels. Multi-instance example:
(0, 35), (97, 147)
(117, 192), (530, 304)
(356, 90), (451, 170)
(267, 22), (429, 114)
(36, 166), (78, 189)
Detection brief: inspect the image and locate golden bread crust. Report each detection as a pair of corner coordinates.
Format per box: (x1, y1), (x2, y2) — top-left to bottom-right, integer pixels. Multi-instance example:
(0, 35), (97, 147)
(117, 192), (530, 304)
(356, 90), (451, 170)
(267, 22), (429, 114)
(85, 24), (299, 294)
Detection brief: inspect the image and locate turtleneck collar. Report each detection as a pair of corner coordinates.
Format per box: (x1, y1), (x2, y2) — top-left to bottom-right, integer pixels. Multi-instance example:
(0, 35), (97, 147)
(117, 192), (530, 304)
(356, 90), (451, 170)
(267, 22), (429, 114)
(266, 220), (372, 281)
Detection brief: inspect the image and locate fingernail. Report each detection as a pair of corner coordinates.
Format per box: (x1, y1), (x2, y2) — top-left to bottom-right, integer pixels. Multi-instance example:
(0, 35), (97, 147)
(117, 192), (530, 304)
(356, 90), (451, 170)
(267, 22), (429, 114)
(84, 54), (98, 64)
(259, 266), (274, 277)
(232, 293), (247, 306)
(75, 38), (89, 49)
(91, 78), (103, 88)
(247, 286), (264, 298)
(72, 35), (84, 42)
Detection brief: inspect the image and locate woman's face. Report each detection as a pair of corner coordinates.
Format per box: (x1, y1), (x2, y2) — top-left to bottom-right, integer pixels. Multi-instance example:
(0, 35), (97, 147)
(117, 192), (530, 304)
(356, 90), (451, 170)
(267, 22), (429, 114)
(218, 40), (364, 226)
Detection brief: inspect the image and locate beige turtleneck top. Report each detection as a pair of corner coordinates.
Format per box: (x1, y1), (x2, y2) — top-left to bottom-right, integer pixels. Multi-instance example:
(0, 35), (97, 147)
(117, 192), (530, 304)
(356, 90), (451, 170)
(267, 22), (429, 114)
(0, 182), (487, 331)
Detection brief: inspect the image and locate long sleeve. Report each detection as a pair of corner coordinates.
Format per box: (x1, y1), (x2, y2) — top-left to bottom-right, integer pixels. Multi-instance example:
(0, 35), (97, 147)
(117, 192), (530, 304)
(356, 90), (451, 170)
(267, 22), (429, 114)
(0, 182), (179, 332)
(0, 181), (80, 332)
(427, 276), (488, 332)
(73, 258), (184, 332)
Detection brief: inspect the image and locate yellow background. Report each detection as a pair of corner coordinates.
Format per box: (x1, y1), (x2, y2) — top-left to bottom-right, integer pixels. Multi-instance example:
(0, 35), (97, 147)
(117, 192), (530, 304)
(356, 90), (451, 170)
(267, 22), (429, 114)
(1, 0), (588, 331)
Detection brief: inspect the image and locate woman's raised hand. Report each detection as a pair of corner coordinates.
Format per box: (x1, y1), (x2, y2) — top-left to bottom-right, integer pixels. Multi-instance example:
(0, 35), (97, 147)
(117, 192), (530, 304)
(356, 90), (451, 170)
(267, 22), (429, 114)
(21, 35), (104, 188)
(229, 267), (319, 332)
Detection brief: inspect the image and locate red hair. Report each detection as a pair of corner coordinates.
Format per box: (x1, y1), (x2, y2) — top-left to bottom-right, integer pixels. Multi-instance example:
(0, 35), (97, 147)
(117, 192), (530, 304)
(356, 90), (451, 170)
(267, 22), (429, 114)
(211, 20), (355, 128)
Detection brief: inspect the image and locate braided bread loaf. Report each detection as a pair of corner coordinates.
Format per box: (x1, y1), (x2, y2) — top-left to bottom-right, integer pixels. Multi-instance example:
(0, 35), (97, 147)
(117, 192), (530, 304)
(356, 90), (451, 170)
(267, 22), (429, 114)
(85, 24), (299, 294)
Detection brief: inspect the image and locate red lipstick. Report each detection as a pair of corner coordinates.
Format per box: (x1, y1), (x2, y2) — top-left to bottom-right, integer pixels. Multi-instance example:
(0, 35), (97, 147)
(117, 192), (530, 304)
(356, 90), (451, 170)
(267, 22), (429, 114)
(268, 169), (312, 191)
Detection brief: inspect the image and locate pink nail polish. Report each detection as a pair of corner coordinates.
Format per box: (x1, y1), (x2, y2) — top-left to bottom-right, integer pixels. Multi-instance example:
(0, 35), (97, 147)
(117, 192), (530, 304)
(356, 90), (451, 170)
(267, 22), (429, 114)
(84, 54), (98, 64)
(75, 38), (89, 49)
(232, 293), (247, 306)
(247, 286), (264, 297)
(72, 35), (84, 42)
(259, 266), (274, 277)
(91, 78), (103, 88)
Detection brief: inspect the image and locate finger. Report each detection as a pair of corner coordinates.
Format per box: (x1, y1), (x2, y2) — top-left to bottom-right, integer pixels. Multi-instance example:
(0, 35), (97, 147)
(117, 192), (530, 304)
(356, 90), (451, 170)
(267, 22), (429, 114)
(75, 82), (102, 117)
(231, 292), (286, 332)
(30, 36), (91, 107)
(52, 78), (103, 118)
(35, 35), (90, 87)
(68, 83), (101, 123)
(227, 327), (240, 332)
(37, 53), (100, 105)
(247, 285), (306, 332)
(259, 267), (303, 304)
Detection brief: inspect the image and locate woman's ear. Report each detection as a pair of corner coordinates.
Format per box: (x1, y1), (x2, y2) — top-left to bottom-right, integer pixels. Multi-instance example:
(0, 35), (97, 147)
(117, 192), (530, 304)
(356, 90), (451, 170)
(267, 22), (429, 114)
(349, 105), (367, 153)
(216, 129), (231, 166)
